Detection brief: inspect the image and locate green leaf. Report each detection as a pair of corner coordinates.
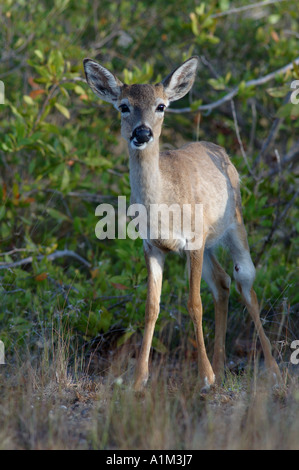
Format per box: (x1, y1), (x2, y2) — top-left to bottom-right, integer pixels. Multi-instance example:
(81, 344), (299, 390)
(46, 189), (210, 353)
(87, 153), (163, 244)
(189, 12), (199, 36)
(219, 0), (230, 11)
(34, 49), (44, 62)
(109, 275), (129, 284)
(195, 3), (205, 16)
(46, 207), (70, 222)
(0, 206), (5, 221)
(74, 85), (86, 95)
(268, 14), (280, 24)
(60, 167), (70, 191)
(190, 99), (202, 111)
(54, 102), (70, 119)
(48, 49), (64, 76)
(97, 308), (113, 333)
(267, 86), (289, 98)
(208, 78), (225, 90)
(151, 337), (168, 354)
(276, 103), (299, 118)
(23, 95), (35, 106)
(116, 330), (135, 348)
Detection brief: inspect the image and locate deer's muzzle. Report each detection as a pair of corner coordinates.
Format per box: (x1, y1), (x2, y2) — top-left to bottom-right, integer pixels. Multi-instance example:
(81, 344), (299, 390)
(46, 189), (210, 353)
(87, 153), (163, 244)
(131, 126), (153, 145)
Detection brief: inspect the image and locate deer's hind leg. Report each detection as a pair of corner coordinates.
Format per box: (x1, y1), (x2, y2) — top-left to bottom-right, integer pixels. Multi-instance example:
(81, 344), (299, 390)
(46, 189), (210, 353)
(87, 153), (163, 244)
(226, 222), (281, 383)
(202, 249), (231, 384)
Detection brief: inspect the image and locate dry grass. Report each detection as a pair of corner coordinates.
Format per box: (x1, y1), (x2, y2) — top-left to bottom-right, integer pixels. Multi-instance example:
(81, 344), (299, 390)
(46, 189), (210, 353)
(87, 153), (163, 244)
(0, 336), (298, 450)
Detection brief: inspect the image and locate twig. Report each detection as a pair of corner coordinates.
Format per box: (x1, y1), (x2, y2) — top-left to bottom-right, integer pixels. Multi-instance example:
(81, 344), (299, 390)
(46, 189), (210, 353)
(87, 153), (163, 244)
(92, 30), (122, 50)
(230, 99), (256, 179)
(0, 33), (35, 63)
(0, 249), (91, 270)
(0, 248), (28, 257)
(67, 191), (117, 203)
(0, 59), (27, 79)
(31, 83), (59, 133)
(274, 148), (282, 174)
(107, 298), (132, 311)
(248, 99), (257, 157)
(48, 275), (80, 295)
(94, 294), (132, 301)
(267, 140), (299, 176)
(31, 76), (87, 134)
(253, 92), (291, 169)
(167, 56), (299, 114)
(211, 0), (290, 19)
(200, 55), (220, 79)
(61, 76), (87, 84)
(254, 189), (299, 265)
(253, 116), (284, 169)
(2, 289), (27, 294)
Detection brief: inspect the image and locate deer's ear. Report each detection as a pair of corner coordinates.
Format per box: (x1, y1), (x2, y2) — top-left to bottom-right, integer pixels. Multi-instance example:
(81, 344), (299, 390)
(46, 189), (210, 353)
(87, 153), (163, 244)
(83, 59), (123, 106)
(162, 57), (199, 103)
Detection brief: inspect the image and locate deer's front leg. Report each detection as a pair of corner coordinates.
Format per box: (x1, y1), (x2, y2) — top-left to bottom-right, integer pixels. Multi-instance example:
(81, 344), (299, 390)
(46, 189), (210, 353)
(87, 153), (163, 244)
(134, 243), (165, 392)
(188, 249), (215, 392)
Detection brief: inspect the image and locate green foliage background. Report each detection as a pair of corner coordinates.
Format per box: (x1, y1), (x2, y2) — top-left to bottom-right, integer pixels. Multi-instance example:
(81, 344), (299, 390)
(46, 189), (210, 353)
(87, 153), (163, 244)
(0, 0), (298, 360)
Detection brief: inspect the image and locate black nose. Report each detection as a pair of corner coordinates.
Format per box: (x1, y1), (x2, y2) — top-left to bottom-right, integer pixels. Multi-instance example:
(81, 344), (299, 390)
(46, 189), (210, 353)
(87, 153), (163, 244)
(132, 126), (153, 144)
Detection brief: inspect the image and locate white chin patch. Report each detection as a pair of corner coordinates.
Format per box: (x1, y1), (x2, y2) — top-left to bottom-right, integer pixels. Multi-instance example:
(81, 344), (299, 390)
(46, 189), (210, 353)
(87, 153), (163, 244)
(130, 138), (153, 150)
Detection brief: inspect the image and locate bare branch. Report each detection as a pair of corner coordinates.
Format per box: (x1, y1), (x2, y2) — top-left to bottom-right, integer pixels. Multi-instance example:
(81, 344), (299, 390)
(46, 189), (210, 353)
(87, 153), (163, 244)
(0, 250), (91, 270)
(211, 0), (291, 19)
(253, 115), (284, 169)
(67, 191), (116, 203)
(92, 30), (123, 50)
(230, 99), (256, 179)
(248, 98), (257, 156)
(61, 76), (87, 84)
(0, 248), (28, 257)
(254, 189), (299, 265)
(267, 141), (299, 176)
(167, 56), (299, 114)
(30, 76), (87, 134)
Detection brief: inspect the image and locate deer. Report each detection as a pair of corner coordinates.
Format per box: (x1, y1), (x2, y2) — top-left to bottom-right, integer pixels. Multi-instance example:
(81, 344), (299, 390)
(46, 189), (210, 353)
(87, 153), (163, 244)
(83, 56), (281, 392)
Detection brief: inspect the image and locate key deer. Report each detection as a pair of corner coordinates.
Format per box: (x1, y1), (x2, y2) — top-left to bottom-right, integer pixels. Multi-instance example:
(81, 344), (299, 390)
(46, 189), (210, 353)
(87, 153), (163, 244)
(83, 56), (281, 391)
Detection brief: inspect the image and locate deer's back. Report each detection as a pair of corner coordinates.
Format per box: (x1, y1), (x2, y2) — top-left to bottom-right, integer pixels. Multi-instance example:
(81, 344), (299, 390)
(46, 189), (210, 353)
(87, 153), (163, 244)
(159, 141), (242, 245)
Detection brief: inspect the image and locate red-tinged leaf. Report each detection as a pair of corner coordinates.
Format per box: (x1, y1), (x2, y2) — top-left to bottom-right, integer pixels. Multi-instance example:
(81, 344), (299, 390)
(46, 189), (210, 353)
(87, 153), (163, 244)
(29, 89), (46, 99)
(111, 282), (129, 290)
(28, 76), (39, 88)
(188, 337), (197, 349)
(2, 183), (7, 201)
(90, 268), (99, 279)
(35, 272), (48, 282)
(271, 30), (279, 42)
(23, 197), (35, 204)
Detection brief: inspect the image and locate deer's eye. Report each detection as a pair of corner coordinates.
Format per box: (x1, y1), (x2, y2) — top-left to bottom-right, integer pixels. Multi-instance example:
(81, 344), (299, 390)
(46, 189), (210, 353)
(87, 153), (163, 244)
(119, 104), (130, 113)
(156, 104), (165, 113)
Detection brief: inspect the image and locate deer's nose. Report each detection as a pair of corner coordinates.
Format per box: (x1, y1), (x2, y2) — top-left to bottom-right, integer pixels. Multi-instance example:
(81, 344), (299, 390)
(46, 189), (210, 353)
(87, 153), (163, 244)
(132, 126), (153, 144)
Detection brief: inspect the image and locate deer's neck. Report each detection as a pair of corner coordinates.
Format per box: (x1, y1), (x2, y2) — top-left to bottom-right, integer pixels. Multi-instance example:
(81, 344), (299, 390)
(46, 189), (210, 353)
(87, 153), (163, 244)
(129, 141), (161, 206)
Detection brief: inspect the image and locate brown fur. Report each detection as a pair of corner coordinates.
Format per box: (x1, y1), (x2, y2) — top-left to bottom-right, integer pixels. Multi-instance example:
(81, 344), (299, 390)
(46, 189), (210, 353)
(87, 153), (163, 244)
(83, 57), (281, 391)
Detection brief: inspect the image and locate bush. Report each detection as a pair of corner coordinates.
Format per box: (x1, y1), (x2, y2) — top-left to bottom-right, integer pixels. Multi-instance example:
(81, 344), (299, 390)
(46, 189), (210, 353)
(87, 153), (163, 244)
(0, 0), (298, 361)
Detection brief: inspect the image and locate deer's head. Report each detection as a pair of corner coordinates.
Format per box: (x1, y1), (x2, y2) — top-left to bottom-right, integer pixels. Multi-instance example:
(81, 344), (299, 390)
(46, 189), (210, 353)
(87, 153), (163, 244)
(83, 57), (199, 151)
